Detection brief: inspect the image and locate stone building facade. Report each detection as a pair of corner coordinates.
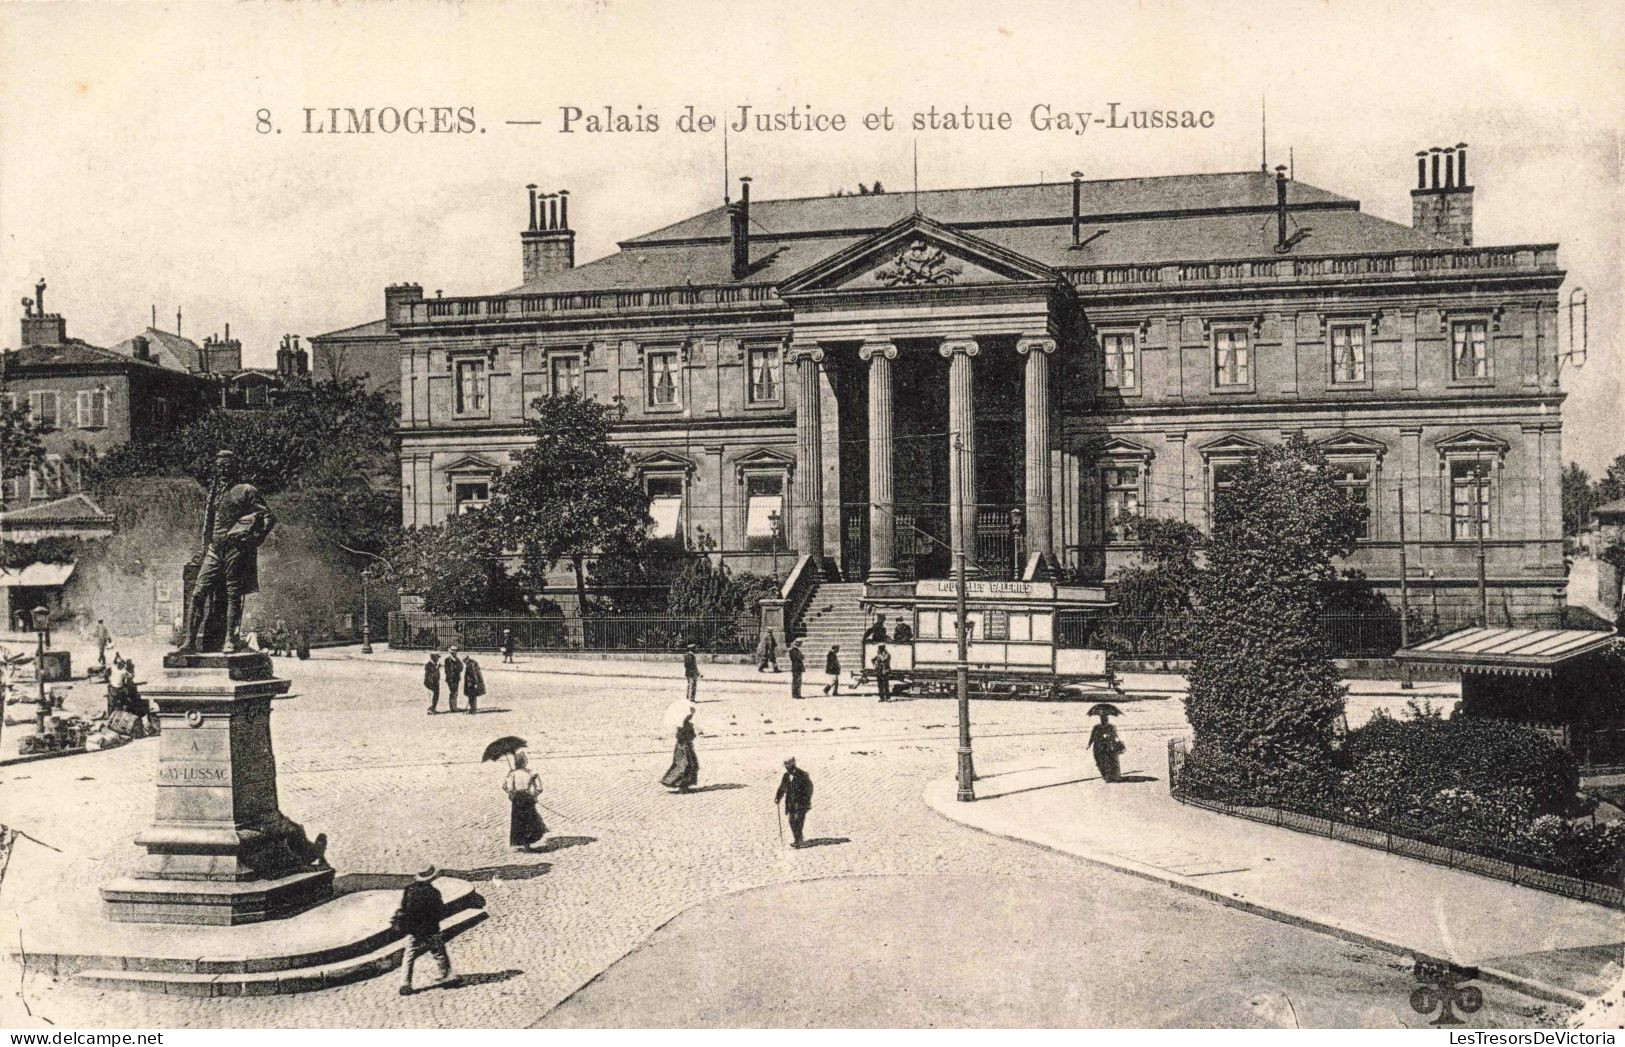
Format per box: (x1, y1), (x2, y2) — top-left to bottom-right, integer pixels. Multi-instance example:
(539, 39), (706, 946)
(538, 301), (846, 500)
(394, 148), (1568, 623)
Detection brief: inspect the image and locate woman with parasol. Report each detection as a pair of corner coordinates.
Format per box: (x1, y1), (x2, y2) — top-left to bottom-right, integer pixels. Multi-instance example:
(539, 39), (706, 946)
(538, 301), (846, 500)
(484, 736), (546, 851)
(660, 704), (700, 793)
(1087, 703), (1126, 783)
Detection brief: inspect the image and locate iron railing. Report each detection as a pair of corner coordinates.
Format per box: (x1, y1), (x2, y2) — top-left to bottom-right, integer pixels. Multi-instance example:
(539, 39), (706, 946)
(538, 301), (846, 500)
(1165, 737), (1625, 909)
(388, 612), (759, 654)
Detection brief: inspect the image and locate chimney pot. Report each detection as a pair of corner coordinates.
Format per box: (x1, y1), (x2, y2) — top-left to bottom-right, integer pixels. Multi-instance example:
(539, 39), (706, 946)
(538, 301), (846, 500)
(558, 189), (569, 230)
(527, 184), (538, 231)
(1429, 147), (1442, 189)
(1274, 165), (1289, 251)
(1443, 147), (1456, 189)
(1416, 150), (1428, 189)
(1456, 143), (1469, 185)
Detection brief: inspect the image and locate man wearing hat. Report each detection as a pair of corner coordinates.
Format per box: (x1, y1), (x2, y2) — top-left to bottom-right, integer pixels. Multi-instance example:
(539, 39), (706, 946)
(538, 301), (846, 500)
(682, 643), (701, 703)
(442, 646), (464, 712)
(397, 865), (460, 995)
(787, 638), (805, 700)
(774, 757), (814, 848)
(423, 651), (442, 714)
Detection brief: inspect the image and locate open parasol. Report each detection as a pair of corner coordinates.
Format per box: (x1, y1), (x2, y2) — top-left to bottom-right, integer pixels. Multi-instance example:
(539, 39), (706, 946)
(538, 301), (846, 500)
(1086, 703), (1123, 718)
(663, 698), (698, 733)
(482, 735), (528, 763)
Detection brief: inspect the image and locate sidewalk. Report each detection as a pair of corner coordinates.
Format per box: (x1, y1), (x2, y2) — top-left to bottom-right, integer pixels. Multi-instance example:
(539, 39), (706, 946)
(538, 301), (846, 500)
(926, 760), (1624, 1009)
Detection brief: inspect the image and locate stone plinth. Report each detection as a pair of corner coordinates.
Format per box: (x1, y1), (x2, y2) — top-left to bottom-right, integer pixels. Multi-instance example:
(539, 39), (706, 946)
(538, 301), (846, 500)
(102, 650), (333, 925)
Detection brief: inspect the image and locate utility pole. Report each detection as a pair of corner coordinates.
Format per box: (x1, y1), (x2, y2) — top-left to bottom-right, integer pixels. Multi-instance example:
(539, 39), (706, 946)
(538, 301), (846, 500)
(1397, 482), (1413, 688)
(952, 432), (975, 802)
(1474, 462), (1489, 628)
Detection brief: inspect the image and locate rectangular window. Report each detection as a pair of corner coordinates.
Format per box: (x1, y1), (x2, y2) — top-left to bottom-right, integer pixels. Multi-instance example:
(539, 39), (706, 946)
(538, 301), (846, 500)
(1101, 466), (1140, 542)
(647, 350), (680, 408)
(744, 474), (787, 551)
(1, 475), (19, 501)
(1209, 461), (1248, 522)
(1213, 328), (1251, 388)
(453, 359), (487, 415)
(1102, 333), (1137, 391)
(1330, 324), (1367, 385)
(1451, 460), (1493, 539)
(27, 391), (59, 428)
(1331, 461), (1373, 539)
(30, 455), (65, 499)
(76, 389), (109, 428)
(454, 480), (490, 515)
(647, 475), (684, 541)
(1452, 321), (1489, 381)
(549, 355), (582, 397)
(747, 347), (781, 404)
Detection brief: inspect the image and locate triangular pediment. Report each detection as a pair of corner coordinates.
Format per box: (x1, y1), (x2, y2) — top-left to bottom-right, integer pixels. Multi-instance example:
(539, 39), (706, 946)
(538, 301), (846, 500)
(778, 214), (1059, 296)
(634, 450), (697, 474)
(1435, 429), (1509, 456)
(443, 453), (503, 475)
(1317, 431), (1388, 458)
(1088, 437), (1156, 461)
(1198, 433), (1267, 457)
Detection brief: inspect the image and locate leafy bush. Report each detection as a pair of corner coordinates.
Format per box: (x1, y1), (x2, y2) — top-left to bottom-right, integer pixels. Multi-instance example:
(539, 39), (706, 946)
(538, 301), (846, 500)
(1339, 714), (1581, 819)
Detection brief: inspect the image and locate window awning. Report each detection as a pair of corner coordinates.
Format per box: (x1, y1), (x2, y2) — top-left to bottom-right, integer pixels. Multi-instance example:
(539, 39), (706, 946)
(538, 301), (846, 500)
(0, 562), (76, 587)
(1395, 626), (1619, 677)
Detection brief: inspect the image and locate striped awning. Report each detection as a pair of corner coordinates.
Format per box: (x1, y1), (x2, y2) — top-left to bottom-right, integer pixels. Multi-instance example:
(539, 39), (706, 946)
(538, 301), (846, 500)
(1396, 626), (1619, 677)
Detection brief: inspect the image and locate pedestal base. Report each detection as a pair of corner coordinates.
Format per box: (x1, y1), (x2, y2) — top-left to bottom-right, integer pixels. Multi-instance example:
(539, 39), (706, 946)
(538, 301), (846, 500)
(103, 866), (335, 926)
(106, 650), (332, 925)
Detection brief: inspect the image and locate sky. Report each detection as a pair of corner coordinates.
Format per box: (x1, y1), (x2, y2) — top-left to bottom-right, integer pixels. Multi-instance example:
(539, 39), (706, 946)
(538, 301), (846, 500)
(2, 0), (1620, 471)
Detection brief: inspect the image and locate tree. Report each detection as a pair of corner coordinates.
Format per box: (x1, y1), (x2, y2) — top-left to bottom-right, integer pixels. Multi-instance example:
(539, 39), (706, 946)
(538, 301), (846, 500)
(0, 398), (47, 494)
(1183, 435), (1365, 802)
(484, 394), (652, 615)
(391, 513), (523, 616)
(1598, 454), (1625, 505)
(1112, 516), (1204, 616)
(1562, 463), (1596, 537)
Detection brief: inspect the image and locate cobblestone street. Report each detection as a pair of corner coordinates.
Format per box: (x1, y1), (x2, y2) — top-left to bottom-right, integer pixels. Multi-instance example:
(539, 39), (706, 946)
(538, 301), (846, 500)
(0, 651), (1556, 1028)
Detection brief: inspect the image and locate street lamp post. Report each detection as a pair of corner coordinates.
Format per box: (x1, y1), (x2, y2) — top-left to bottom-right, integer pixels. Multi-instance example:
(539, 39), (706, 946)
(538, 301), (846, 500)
(952, 433), (975, 803)
(360, 567), (373, 654)
(768, 509), (782, 581)
(31, 605), (49, 730)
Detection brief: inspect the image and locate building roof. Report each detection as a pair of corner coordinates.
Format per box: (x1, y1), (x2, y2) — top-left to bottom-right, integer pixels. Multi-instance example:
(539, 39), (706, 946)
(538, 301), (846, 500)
(505, 170), (1475, 297)
(2, 492), (114, 525)
(1593, 498), (1625, 521)
(107, 328), (207, 374)
(1396, 626), (1619, 676)
(311, 317), (392, 340)
(3, 339), (178, 375)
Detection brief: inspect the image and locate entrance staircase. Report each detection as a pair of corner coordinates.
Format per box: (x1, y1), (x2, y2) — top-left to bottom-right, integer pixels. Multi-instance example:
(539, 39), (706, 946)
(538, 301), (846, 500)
(791, 581), (868, 661)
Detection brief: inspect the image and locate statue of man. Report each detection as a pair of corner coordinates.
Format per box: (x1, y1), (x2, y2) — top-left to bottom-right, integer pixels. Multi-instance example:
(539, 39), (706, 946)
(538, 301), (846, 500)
(176, 450), (276, 653)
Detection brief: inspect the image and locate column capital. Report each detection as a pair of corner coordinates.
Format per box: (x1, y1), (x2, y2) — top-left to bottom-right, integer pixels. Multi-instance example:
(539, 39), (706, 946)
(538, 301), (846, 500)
(1015, 335), (1057, 356)
(787, 342), (825, 364)
(938, 338), (980, 359)
(858, 341), (898, 362)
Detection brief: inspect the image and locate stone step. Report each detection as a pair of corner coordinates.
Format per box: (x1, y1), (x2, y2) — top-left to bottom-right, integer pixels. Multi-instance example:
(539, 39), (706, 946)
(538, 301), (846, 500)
(74, 907), (486, 997)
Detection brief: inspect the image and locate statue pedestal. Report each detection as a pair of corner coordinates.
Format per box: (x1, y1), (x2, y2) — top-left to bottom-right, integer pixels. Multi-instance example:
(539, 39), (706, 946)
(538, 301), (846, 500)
(102, 651), (333, 926)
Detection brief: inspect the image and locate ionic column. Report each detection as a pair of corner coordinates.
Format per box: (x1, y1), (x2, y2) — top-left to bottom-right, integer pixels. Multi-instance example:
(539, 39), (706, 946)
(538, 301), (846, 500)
(940, 339), (980, 574)
(790, 343), (826, 561)
(862, 341), (899, 581)
(1017, 336), (1057, 570)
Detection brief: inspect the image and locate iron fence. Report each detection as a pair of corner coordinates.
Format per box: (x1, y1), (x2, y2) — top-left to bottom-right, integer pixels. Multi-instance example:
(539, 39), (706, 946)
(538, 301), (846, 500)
(388, 612), (759, 654)
(1165, 738), (1625, 909)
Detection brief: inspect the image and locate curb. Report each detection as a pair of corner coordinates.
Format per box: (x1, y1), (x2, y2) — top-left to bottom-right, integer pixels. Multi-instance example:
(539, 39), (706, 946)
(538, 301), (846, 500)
(922, 783), (1591, 1012)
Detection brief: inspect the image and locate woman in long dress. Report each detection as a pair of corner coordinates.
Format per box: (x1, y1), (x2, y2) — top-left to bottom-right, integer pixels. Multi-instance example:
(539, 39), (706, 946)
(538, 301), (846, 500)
(1088, 710), (1124, 783)
(504, 749), (546, 851)
(660, 710), (700, 793)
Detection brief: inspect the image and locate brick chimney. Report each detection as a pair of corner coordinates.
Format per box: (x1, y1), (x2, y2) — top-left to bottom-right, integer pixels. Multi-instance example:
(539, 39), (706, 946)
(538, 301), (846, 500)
(203, 324), (243, 373)
(520, 184), (576, 284)
(19, 278), (66, 347)
(1411, 143), (1474, 247)
(384, 282), (424, 331)
(132, 335), (151, 362)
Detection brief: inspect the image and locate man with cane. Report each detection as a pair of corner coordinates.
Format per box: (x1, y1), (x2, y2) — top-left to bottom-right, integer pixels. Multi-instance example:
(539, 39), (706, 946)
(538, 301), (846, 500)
(774, 756), (814, 849)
